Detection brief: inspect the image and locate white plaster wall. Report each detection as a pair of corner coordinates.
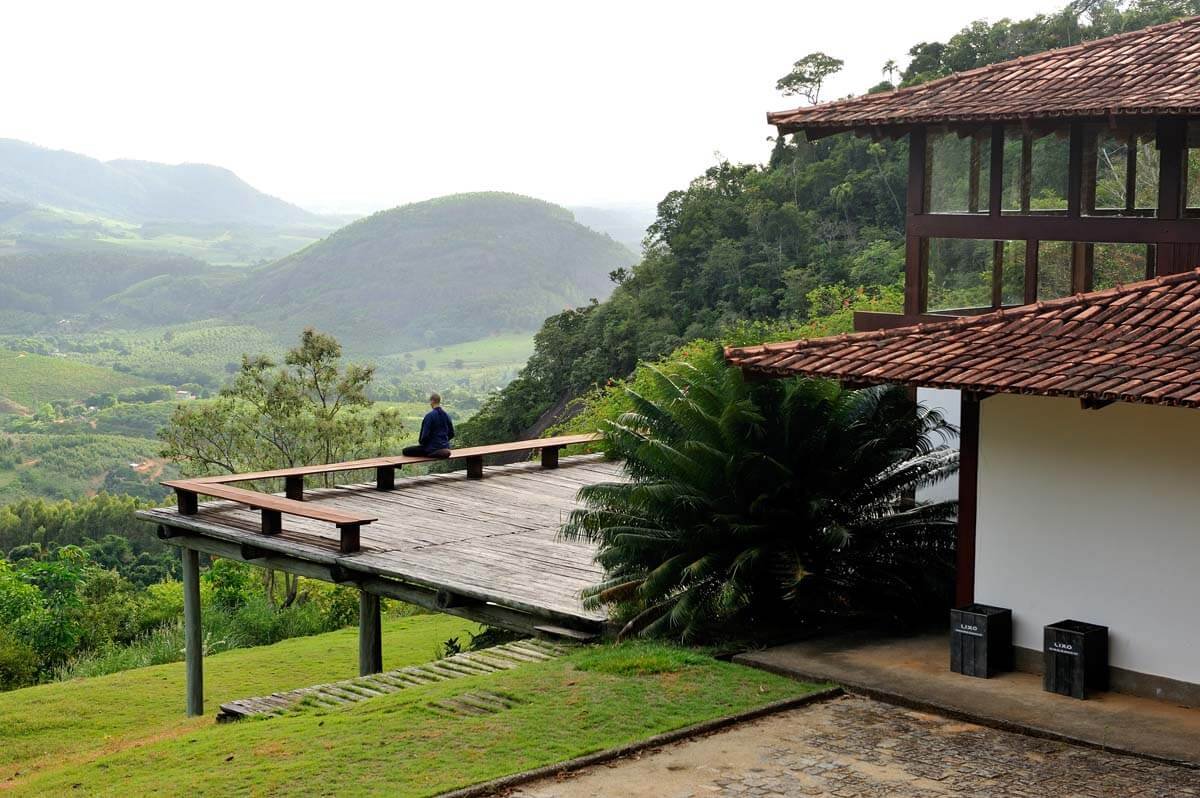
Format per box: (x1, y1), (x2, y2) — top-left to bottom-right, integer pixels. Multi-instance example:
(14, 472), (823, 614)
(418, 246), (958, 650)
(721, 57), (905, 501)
(975, 394), (1200, 685)
(917, 388), (960, 503)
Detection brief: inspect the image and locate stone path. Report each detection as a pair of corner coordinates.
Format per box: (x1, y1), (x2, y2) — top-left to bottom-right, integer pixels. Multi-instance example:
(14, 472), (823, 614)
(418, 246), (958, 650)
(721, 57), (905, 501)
(504, 695), (1199, 797)
(217, 639), (565, 721)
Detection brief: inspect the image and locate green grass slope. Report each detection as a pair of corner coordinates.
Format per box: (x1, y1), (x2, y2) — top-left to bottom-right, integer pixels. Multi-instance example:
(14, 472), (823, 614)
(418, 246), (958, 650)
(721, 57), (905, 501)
(0, 619), (817, 797)
(231, 193), (637, 353)
(0, 349), (149, 410)
(0, 614), (477, 787)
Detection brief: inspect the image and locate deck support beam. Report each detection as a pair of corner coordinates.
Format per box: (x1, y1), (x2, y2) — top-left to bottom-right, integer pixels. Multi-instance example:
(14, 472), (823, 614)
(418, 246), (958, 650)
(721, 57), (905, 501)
(182, 546), (204, 717)
(359, 591), (383, 676)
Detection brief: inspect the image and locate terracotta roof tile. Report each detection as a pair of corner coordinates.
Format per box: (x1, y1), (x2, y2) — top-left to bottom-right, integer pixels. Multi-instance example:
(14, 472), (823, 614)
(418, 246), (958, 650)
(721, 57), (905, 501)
(769, 17), (1200, 133)
(724, 269), (1200, 408)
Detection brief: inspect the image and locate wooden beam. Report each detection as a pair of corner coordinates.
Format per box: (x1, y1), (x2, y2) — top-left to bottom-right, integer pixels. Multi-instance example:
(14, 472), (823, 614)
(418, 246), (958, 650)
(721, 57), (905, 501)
(907, 212), (1200, 243)
(358, 591), (383, 676)
(968, 134), (981, 214)
(1081, 126), (1098, 215)
(1020, 132), (1033, 214)
(956, 394), (981, 608)
(1071, 242), (1093, 294)
(853, 310), (960, 332)
(991, 240), (1004, 308)
(182, 547), (203, 717)
(1125, 132), (1137, 213)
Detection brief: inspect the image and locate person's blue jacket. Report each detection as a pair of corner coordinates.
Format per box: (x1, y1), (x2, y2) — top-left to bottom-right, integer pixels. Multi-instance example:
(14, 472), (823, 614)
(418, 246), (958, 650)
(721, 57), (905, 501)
(419, 406), (454, 450)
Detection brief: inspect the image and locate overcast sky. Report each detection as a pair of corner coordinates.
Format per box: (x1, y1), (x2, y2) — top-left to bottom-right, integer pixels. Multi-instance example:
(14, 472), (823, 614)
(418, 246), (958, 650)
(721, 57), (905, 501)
(5, 0), (1067, 215)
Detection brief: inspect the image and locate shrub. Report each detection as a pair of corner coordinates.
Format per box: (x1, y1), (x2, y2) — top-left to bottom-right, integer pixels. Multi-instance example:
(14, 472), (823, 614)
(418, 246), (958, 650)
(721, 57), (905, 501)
(562, 346), (958, 641)
(0, 629), (37, 690)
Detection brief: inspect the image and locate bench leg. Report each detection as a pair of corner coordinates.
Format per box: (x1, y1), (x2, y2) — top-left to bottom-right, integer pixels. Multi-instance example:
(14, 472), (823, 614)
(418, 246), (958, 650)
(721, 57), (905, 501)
(262, 509), (282, 535)
(339, 523), (361, 554)
(182, 547), (204, 717)
(376, 466), (395, 491)
(285, 475), (304, 501)
(359, 591), (383, 676)
(176, 488), (198, 515)
(466, 455), (484, 479)
(541, 446), (561, 469)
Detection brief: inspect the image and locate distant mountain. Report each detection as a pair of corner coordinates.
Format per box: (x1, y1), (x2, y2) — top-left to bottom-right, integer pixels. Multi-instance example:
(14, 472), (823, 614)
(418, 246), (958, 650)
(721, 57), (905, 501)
(0, 139), (319, 227)
(569, 204), (656, 253)
(231, 193), (638, 351)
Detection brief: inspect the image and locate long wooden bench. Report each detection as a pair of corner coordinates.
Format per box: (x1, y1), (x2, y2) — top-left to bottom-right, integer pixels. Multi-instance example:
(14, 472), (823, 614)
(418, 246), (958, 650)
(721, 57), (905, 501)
(163, 433), (601, 554)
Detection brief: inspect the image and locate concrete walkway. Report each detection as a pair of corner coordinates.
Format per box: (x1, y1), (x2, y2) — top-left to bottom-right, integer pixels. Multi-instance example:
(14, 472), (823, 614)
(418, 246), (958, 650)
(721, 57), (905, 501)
(505, 695), (1199, 797)
(734, 632), (1200, 767)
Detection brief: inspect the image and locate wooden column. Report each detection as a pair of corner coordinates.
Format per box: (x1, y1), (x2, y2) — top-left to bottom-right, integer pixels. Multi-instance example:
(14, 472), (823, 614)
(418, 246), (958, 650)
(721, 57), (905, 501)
(358, 591), (383, 676)
(182, 547), (204, 717)
(904, 126), (928, 315)
(956, 394), (981, 608)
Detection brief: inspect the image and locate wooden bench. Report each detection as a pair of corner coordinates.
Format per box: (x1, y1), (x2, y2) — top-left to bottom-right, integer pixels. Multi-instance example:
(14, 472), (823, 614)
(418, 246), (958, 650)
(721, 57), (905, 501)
(163, 433), (601, 554)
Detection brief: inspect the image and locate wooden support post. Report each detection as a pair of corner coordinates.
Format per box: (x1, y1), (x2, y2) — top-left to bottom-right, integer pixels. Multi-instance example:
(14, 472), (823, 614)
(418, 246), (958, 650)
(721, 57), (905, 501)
(988, 125), (1004, 216)
(359, 591), (383, 676)
(1067, 122), (1083, 218)
(1019, 132), (1033, 214)
(261, 508), (282, 535)
(904, 126), (928, 316)
(182, 546), (203, 717)
(968, 134), (981, 214)
(956, 394), (981, 608)
(1158, 118), (1185, 222)
(376, 466), (395, 491)
(1125, 134), (1137, 214)
(991, 240), (1004, 308)
(1071, 242), (1094, 294)
(466, 455), (484, 479)
(176, 488), (198, 516)
(1023, 239), (1039, 304)
(540, 446), (561, 469)
(338, 523), (361, 554)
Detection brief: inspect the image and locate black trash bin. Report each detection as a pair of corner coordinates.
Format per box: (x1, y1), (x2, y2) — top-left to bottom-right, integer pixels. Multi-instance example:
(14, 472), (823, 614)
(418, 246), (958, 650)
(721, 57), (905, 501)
(950, 604), (1013, 678)
(1044, 620), (1108, 699)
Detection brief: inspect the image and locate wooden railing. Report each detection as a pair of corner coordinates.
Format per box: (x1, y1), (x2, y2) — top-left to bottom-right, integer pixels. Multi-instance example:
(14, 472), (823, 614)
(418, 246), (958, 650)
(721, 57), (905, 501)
(162, 433), (601, 554)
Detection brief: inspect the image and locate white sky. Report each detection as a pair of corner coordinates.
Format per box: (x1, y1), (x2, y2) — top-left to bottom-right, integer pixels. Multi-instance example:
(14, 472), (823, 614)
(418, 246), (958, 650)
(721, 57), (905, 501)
(4, 0), (1067, 215)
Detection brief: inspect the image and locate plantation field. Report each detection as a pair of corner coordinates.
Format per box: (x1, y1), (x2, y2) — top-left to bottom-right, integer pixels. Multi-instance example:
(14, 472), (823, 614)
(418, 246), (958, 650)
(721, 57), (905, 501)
(0, 620), (816, 797)
(0, 432), (171, 504)
(0, 349), (149, 411)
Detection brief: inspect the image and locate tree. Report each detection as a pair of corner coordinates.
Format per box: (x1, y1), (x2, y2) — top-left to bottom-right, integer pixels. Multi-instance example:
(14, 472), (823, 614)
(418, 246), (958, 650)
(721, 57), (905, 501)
(776, 52), (844, 104)
(159, 329), (404, 606)
(561, 348), (958, 641)
(160, 328), (403, 477)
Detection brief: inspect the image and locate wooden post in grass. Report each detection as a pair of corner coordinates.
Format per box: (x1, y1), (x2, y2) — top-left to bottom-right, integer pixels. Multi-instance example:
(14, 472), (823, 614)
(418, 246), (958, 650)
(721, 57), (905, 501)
(359, 591), (383, 676)
(182, 546), (204, 717)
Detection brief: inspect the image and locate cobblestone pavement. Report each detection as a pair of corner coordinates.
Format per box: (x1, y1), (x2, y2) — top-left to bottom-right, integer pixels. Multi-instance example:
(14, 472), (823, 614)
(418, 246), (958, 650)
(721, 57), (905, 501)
(504, 695), (1199, 797)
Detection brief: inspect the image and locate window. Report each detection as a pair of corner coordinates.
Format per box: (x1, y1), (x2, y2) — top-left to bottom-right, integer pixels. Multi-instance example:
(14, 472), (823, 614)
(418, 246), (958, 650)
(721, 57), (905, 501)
(999, 241), (1026, 306)
(1092, 243), (1153, 289)
(1003, 127), (1069, 214)
(1185, 121), (1200, 214)
(927, 238), (991, 310)
(1085, 124), (1157, 215)
(928, 129), (990, 214)
(1037, 241), (1073, 300)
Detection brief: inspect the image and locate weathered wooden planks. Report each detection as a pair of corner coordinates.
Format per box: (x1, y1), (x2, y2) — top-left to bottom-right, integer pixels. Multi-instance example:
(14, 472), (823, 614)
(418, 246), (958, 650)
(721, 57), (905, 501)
(139, 456), (622, 630)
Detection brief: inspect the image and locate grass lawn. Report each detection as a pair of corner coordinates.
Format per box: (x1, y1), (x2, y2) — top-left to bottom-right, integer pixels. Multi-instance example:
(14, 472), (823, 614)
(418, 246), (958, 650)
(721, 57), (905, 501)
(0, 349), (149, 411)
(0, 614), (476, 788)
(1, 623), (818, 797)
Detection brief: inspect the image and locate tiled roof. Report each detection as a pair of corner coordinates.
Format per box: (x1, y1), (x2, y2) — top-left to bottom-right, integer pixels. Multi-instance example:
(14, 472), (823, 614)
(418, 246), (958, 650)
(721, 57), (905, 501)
(725, 269), (1200, 408)
(769, 16), (1200, 133)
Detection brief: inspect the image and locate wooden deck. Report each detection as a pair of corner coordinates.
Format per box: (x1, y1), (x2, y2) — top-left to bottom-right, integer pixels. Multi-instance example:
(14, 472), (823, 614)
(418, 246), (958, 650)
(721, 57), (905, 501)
(139, 455), (621, 634)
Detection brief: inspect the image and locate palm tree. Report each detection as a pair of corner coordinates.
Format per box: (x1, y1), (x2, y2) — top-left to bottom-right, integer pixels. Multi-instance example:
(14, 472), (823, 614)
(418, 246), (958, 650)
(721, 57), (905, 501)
(561, 348), (958, 641)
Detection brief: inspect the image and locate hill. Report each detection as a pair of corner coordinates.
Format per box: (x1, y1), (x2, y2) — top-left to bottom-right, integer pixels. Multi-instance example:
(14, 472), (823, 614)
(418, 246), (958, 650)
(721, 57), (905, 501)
(231, 192), (637, 352)
(0, 139), (318, 226)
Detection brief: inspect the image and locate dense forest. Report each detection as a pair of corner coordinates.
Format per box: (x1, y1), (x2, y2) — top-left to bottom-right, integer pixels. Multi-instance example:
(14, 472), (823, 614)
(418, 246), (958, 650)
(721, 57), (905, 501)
(460, 0), (1200, 444)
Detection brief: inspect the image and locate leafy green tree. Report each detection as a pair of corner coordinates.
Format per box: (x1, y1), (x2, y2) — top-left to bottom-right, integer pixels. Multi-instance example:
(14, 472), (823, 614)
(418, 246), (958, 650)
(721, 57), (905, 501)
(159, 328), (403, 476)
(776, 52), (844, 103)
(561, 348), (957, 641)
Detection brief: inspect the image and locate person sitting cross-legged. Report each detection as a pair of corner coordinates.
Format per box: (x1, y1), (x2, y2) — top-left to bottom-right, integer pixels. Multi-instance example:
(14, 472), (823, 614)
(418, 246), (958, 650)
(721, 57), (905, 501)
(402, 393), (454, 458)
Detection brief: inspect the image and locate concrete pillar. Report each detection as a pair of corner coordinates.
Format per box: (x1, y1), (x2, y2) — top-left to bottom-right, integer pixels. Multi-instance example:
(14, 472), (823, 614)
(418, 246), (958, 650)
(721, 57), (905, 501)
(182, 546), (204, 716)
(359, 591), (383, 676)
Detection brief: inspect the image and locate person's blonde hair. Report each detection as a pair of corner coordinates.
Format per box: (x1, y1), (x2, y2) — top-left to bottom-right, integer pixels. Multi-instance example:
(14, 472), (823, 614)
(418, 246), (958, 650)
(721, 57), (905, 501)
(429, 393), (441, 405)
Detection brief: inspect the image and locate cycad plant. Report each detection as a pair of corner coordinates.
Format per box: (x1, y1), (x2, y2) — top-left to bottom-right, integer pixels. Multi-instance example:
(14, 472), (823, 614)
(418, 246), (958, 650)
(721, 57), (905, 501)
(561, 347), (958, 641)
